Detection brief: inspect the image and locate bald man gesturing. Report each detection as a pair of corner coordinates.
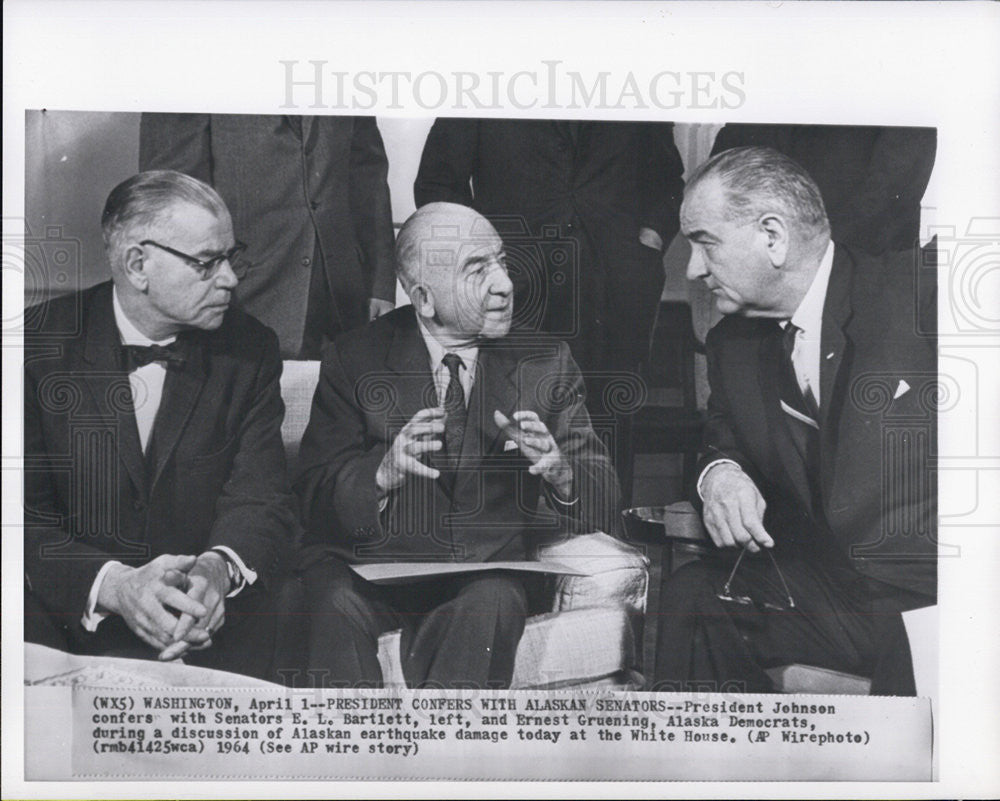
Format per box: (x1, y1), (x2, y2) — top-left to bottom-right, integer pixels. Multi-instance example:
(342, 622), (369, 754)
(294, 203), (620, 689)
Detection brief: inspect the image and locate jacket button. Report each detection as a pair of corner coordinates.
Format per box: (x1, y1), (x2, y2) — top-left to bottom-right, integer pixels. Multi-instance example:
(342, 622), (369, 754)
(310, 200), (320, 210)
(302, 257), (312, 268)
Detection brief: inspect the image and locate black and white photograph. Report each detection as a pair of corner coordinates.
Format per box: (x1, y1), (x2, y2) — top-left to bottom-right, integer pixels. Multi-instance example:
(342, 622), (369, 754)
(4, 1), (999, 797)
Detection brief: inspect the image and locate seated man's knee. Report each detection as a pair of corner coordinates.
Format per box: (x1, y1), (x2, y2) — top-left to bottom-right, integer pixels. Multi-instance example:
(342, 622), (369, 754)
(661, 559), (725, 599)
(301, 559), (375, 626)
(458, 572), (528, 617)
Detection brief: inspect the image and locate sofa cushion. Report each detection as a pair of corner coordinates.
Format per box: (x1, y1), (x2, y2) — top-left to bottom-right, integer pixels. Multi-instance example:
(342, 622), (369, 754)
(535, 532), (649, 614)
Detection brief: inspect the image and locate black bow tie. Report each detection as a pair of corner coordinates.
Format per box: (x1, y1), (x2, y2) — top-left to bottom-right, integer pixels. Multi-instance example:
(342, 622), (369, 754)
(120, 343), (186, 371)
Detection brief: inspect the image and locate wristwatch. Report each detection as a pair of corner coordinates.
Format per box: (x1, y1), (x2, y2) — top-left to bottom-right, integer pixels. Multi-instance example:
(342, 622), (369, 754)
(210, 548), (243, 593)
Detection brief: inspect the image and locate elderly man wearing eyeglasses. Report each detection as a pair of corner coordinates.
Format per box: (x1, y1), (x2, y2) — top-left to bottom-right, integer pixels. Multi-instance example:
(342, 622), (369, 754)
(23, 170), (299, 681)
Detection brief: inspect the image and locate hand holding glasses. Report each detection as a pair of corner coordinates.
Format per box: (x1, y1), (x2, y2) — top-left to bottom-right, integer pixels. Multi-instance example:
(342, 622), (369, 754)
(717, 543), (797, 612)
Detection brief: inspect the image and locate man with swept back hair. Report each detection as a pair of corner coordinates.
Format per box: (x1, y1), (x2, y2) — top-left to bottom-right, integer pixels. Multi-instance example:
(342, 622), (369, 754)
(709, 124), (936, 255)
(652, 147), (936, 694)
(295, 202), (619, 689)
(24, 170), (298, 680)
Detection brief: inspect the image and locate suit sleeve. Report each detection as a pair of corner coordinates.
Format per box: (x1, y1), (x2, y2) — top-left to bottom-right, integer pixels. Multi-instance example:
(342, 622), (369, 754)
(23, 367), (114, 621)
(349, 117), (397, 303)
(547, 342), (622, 537)
(205, 328), (298, 588)
(413, 118), (479, 208)
(294, 339), (387, 550)
(694, 324), (758, 507)
(636, 122), (685, 249)
(139, 113), (213, 183)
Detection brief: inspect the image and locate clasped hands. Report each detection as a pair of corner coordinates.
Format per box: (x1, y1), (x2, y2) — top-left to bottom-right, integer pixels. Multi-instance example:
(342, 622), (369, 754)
(96, 551), (231, 661)
(375, 407), (573, 499)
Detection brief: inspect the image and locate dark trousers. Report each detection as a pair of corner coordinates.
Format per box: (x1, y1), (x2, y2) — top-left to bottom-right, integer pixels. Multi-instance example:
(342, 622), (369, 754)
(25, 583), (289, 684)
(651, 548), (924, 696)
(301, 555), (529, 689)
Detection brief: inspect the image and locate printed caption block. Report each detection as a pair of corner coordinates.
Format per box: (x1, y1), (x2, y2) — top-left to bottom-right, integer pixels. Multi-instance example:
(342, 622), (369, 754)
(25, 687), (934, 781)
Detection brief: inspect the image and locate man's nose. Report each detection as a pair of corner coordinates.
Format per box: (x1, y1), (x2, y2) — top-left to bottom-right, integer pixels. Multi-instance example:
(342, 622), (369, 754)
(214, 259), (239, 289)
(490, 264), (514, 296)
(686, 247), (707, 282)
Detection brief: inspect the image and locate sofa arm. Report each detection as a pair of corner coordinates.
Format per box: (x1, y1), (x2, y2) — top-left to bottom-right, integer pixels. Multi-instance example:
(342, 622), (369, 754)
(533, 532), (649, 615)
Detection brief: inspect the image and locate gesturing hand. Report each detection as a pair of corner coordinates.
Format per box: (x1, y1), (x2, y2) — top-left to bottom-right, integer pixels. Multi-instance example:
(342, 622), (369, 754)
(158, 551), (230, 662)
(494, 410), (573, 499)
(700, 462), (773, 553)
(375, 407), (445, 492)
(96, 554), (207, 651)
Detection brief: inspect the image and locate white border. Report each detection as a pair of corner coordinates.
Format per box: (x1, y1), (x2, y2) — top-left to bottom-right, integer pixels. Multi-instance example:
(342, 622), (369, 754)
(4, 1), (1000, 797)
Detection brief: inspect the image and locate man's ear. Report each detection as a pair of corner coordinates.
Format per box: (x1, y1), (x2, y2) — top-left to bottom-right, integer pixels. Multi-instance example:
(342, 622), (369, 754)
(410, 283), (434, 319)
(759, 213), (790, 268)
(121, 245), (150, 292)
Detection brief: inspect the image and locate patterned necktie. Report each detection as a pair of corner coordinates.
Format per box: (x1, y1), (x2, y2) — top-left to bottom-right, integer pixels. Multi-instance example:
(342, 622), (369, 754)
(120, 343), (186, 372)
(780, 322), (822, 510)
(780, 323), (817, 420)
(442, 353), (467, 460)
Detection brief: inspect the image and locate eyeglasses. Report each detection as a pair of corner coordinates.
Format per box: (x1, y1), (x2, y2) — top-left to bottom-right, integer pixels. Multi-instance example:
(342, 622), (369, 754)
(140, 239), (250, 281)
(716, 544), (797, 612)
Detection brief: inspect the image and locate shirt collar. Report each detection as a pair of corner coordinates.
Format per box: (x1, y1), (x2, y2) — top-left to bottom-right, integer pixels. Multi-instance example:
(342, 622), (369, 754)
(789, 240), (835, 337)
(416, 318), (479, 375)
(112, 286), (176, 347)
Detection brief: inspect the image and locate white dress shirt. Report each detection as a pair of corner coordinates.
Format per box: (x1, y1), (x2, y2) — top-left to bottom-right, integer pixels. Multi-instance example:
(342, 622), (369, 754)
(697, 241), (835, 500)
(82, 290), (255, 632)
(784, 239), (835, 411)
(417, 320), (479, 407)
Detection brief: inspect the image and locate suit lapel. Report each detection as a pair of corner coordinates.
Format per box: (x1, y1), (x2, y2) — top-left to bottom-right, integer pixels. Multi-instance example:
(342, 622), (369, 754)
(300, 115), (315, 146)
(147, 332), (209, 490)
(818, 246), (855, 493)
(758, 323), (813, 511)
(80, 284), (146, 497)
(384, 310), (437, 421)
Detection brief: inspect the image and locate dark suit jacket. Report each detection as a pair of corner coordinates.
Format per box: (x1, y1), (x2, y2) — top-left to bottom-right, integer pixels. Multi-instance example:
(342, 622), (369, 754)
(139, 114), (396, 357)
(711, 124), (937, 255)
(24, 281), (298, 630)
(699, 244), (937, 602)
(294, 307), (621, 564)
(414, 119), (685, 372)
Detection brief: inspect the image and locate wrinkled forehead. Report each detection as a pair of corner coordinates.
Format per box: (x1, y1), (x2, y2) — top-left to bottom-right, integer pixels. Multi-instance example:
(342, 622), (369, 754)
(414, 218), (501, 273)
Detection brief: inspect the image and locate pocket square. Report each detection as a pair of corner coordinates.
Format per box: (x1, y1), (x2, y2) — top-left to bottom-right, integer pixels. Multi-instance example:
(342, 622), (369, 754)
(503, 439), (519, 452)
(893, 379), (911, 400)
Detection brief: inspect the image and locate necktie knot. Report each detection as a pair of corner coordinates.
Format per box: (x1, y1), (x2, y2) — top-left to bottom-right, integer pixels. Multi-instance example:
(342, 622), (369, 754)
(781, 322), (800, 360)
(442, 352), (464, 379)
(121, 343), (186, 371)
(442, 353), (465, 415)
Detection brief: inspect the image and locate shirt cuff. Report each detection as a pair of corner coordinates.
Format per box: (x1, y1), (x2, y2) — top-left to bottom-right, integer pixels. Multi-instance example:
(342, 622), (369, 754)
(696, 459), (743, 501)
(209, 547), (257, 598)
(81, 561), (124, 632)
(544, 482), (579, 510)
